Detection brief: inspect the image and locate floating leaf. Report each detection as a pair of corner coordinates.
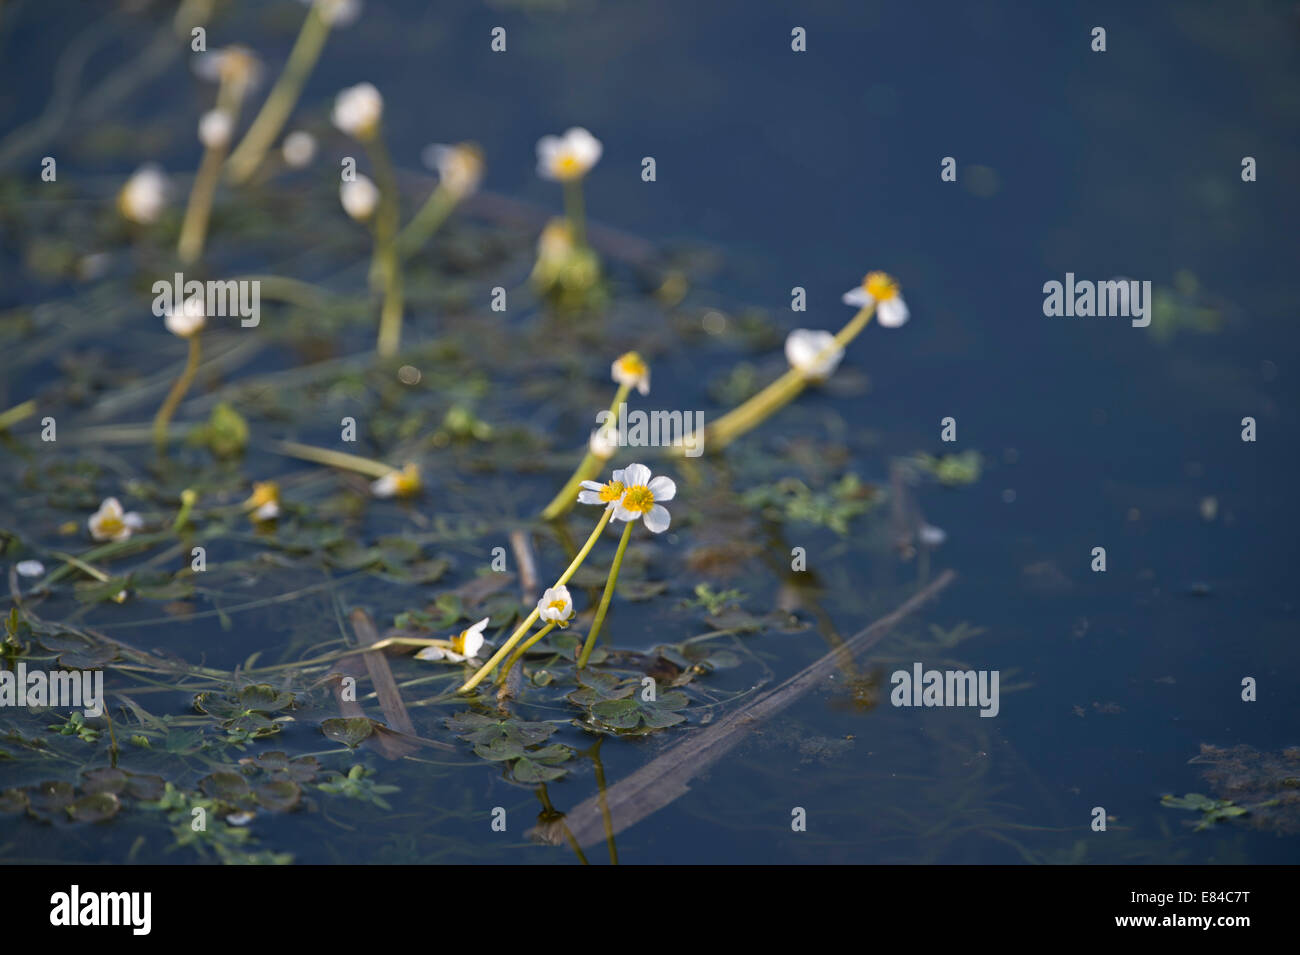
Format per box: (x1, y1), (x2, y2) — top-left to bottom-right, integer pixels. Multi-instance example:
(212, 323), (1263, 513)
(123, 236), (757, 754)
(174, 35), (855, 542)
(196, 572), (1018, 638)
(320, 717), (375, 748)
(68, 791), (120, 823)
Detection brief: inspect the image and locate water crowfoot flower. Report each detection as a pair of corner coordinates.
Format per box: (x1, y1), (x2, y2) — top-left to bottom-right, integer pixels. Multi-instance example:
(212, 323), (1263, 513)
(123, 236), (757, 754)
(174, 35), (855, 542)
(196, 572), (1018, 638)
(577, 463), (675, 668)
(225, 0), (361, 183)
(785, 329), (844, 381)
(331, 82), (383, 141)
(243, 482), (282, 523)
(88, 498), (143, 542)
(370, 462), (421, 499)
(537, 127), (601, 251)
(697, 271), (907, 452)
(397, 143), (485, 259)
(281, 130), (317, 168)
(152, 297), (207, 454)
(611, 351), (650, 395)
(340, 175), (379, 221)
(117, 165), (169, 225)
(179, 54), (253, 263)
(416, 617), (489, 663)
(496, 586), (577, 683)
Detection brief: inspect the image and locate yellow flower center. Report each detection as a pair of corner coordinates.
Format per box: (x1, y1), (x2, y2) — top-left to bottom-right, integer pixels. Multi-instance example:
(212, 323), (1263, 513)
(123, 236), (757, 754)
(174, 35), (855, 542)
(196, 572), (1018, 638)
(617, 354), (647, 379)
(864, 271), (899, 301)
(598, 480), (625, 503)
(622, 485), (655, 514)
(547, 600), (568, 615)
(450, 631), (471, 655)
(96, 515), (124, 536)
(246, 482), (279, 509)
(393, 464), (421, 495)
(555, 154), (582, 178)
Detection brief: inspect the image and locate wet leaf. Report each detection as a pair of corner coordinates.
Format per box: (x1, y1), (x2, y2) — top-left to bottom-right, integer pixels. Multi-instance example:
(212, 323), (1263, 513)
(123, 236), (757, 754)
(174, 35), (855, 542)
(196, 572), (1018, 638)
(68, 791), (120, 823)
(320, 717), (375, 748)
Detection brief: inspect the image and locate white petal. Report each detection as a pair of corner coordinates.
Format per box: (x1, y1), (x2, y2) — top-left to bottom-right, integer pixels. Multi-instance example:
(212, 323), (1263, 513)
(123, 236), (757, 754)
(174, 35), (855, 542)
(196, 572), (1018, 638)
(462, 630), (485, 658)
(609, 468), (627, 485)
(566, 128), (602, 167)
(577, 490), (603, 505)
(647, 475), (676, 502)
(621, 463), (651, 488)
(466, 617), (490, 637)
(416, 646), (446, 661)
(642, 504), (671, 533)
(877, 296), (910, 328)
(611, 503), (637, 523)
(123, 512), (144, 529)
(842, 287), (873, 307)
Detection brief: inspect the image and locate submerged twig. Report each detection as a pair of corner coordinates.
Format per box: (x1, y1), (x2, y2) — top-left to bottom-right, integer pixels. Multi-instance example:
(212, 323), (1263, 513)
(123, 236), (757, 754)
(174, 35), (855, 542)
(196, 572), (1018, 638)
(530, 570), (956, 848)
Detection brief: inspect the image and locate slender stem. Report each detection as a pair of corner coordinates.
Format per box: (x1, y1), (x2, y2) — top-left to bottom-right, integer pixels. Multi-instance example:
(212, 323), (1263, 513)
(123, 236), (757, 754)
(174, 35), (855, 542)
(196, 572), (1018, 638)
(577, 519), (633, 668)
(225, 3), (332, 184)
(702, 303), (877, 451)
(366, 132), (404, 357)
(171, 488), (197, 532)
(152, 334), (202, 454)
(266, 439), (397, 478)
(178, 78), (241, 263)
(497, 620), (557, 684)
(540, 381), (631, 521)
(590, 738), (618, 865)
(459, 509), (612, 693)
(396, 185), (457, 260)
(563, 178), (586, 247)
(0, 399), (36, 432)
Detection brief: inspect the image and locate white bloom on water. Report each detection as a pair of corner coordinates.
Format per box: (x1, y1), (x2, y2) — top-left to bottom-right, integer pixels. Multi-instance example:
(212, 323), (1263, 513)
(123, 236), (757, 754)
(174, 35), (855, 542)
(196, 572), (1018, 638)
(611, 351), (650, 395)
(842, 271), (909, 328)
(918, 523), (947, 547)
(784, 329), (843, 381)
(282, 130), (317, 168)
(198, 109), (234, 149)
(118, 164), (169, 225)
(164, 294), (206, 338)
(589, 424), (619, 460)
(226, 811), (256, 827)
(577, 469), (627, 509)
(88, 497), (143, 542)
(331, 82), (383, 140)
(340, 175), (379, 222)
(417, 617), (489, 663)
(303, 0), (362, 27)
(536, 127), (602, 181)
(610, 463), (675, 533)
(369, 462), (421, 498)
(537, 586), (575, 626)
(15, 560), (45, 578)
(422, 142), (484, 201)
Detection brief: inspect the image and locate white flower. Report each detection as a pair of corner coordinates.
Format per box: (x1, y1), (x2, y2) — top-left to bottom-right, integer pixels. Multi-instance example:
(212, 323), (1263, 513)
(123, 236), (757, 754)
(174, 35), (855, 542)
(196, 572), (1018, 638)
(198, 109), (234, 150)
(332, 82), (383, 140)
(842, 271), (909, 328)
(164, 294), (206, 338)
(416, 617), (489, 663)
(785, 329), (843, 381)
(303, 0), (362, 27)
(917, 523), (947, 547)
(422, 143), (484, 201)
(88, 498), (143, 542)
(578, 470), (627, 509)
(537, 586), (574, 626)
(536, 127), (602, 181)
(340, 175), (379, 222)
(369, 462), (421, 498)
(15, 560), (45, 578)
(193, 46), (261, 100)
(611, 351), (650, 395)
(118, 164), (169, 225)
(609, 463), (675, 533)
(589, 424), (618, 460)
(282, 131), (317, 168)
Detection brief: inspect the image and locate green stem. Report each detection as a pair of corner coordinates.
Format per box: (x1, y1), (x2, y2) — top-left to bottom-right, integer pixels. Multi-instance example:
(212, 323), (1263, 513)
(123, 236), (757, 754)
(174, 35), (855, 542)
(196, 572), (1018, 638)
(497, 620), (557, 684)
(563, 178), (586, 247)
(702, 303), (876, 451)
(152, 334), (202, 454)
(459, 508), (612, 693)
(178, 79), (241, 263)
(577, 519), (633, 668)
(540, 381), (631, 521)
(0, 399), (36, 432)
(225, 2), (332, 184)
(396, 185), (457, 260)
(366, 132), (404, 357)
(266, 439), (398, 478)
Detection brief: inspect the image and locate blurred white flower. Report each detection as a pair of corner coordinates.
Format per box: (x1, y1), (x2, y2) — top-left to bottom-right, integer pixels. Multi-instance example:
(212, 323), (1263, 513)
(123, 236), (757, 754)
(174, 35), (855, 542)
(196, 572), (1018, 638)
(198, 109), (234, 150)
(332, 82), (383, 140)
(842, 271), (909, 328)
(370, 462), (421, 498)
(88, 498), (143, 542)
(589, 425), (618, 460)
(611, 351), (650, 395)
(784, 329), (843, 381)
(164, 294), (206, 338)
(340, 175), (379, 221)
(303, 0), (362, 27)
(610, 463), (674, 533)
(118, 164), (169, 225)
(193, 46), (261, 100)
(421, 142), (484, 201)
(15, 560), (45, 578)
(281, 130), (317, 168)
(536, 127), (602, 181)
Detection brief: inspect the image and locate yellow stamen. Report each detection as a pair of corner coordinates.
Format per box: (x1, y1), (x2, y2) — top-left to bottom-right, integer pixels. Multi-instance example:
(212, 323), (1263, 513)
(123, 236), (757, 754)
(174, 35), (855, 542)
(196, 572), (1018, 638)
(621, 486), (654, 513)
(598, 480), (625, 503)
(864, 271), (898, 301)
